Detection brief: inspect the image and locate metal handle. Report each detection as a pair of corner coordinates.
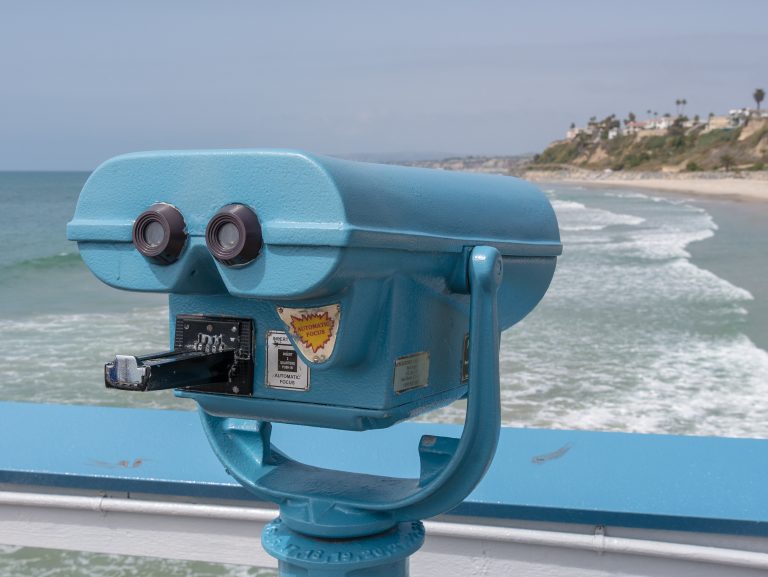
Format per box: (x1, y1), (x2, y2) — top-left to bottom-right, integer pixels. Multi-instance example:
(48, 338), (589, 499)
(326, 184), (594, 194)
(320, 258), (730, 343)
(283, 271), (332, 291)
(105, 349), (235, 391)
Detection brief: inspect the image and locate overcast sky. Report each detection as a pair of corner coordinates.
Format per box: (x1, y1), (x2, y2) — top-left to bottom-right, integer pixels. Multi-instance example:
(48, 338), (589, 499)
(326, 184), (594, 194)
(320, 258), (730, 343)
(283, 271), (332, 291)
(1, 0), (766, 170)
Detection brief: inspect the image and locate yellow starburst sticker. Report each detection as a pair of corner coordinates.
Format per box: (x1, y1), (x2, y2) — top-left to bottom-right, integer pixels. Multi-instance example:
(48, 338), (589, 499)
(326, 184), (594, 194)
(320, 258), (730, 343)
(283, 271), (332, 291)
(276, 304), (341, 364)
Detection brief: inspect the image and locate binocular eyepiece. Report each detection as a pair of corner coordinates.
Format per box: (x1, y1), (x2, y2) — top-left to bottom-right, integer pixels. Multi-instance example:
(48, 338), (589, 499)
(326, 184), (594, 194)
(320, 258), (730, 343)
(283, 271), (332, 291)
(133, 202), (263, 267)
(204, 203), (263, 267)
(132, 203), (187, 264)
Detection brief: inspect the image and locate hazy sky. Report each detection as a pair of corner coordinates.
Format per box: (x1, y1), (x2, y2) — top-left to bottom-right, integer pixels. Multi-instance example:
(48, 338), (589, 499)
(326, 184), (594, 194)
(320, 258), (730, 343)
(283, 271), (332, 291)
(1, 0), (766, 170)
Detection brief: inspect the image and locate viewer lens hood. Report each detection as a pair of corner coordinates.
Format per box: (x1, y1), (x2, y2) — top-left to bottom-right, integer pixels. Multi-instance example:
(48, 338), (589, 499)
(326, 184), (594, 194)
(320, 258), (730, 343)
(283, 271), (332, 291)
(132, 203), (187, 265)
(206, 204), (263, 267)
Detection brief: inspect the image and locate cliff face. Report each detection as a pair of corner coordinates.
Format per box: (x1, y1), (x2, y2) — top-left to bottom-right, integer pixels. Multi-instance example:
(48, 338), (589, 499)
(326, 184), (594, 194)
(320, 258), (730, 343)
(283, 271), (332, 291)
(532, 119), (768, 172)
(404, 155), (532, 176)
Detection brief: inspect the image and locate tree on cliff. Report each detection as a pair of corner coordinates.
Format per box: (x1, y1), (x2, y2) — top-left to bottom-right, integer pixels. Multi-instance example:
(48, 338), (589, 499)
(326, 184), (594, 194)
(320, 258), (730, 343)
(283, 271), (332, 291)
(755, 88), (765, 113)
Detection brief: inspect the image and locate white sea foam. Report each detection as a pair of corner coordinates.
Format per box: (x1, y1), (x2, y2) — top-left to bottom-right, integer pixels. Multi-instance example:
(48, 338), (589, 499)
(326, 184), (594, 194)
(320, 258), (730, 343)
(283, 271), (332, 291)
(0, 307), (183, 409)
(552, 199), (645, 232)
(604, 190), (653, 200)
(506, 334), (768, 437)
(488, 189), (768, 438)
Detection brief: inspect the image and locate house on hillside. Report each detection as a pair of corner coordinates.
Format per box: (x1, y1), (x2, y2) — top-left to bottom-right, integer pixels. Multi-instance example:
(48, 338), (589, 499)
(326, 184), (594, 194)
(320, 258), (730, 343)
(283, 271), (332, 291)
(566, 125), (597, 140)
(622, 120), (648, 135)
(646, 116), (674, 130)
(728, 109), (750, 127)
(565, 127), (584, 140)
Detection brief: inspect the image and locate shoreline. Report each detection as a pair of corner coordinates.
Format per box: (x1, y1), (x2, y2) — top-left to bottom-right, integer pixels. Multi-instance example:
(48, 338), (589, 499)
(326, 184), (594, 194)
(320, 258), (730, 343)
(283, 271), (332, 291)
(525, 169), (768, 202)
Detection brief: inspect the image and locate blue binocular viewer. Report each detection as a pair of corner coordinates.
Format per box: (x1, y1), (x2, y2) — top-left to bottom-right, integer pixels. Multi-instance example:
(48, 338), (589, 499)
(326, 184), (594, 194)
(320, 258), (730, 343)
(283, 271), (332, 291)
(68, 150), (560, 575)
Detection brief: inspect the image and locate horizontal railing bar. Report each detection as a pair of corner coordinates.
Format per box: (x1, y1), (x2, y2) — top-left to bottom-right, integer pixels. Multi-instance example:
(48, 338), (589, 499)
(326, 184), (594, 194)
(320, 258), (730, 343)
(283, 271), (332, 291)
(1, 490), (767, 571)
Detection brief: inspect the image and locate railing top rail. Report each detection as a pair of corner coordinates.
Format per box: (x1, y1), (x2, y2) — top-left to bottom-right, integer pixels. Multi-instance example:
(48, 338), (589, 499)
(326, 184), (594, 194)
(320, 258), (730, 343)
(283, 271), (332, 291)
(1, 401), (766, 535)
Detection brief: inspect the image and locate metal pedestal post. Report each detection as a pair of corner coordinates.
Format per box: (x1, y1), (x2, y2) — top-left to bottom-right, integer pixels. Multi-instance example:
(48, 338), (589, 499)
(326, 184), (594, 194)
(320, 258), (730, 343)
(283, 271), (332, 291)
(262, 518), (425, 577)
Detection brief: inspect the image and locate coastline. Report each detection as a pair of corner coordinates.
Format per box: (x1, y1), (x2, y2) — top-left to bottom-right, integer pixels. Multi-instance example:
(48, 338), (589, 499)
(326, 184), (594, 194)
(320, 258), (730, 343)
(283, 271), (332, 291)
(525, 169), (768, 202)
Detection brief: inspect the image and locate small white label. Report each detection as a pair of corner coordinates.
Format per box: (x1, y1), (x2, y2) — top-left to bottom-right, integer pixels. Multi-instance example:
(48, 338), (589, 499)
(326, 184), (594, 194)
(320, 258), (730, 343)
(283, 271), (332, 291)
(266, 331), (310, 391)
(393, 352), (430, 394)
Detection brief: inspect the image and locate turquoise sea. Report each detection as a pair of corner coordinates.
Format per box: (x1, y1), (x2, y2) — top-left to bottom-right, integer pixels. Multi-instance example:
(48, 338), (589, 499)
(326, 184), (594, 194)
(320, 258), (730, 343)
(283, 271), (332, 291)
(0, 171), (767, 575)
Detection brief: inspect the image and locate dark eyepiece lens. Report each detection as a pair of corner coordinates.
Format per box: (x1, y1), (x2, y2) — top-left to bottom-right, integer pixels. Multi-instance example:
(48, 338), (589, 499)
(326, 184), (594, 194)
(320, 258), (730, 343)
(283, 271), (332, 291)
(206, 204), (263, 267)
(143, 221), (166, 248)
(216, 222), (241, 250)
(132, 203), (187, 265)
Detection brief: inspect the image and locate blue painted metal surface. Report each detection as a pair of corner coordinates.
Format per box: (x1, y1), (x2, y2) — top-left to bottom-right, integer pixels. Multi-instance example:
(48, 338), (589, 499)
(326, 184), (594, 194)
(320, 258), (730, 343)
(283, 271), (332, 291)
(1, 402), (767, 537)
(263, 519), (425, 577)
(194, 246), (502, 539)
(66, 151), (562, 574)
(67, 150), (561, 429)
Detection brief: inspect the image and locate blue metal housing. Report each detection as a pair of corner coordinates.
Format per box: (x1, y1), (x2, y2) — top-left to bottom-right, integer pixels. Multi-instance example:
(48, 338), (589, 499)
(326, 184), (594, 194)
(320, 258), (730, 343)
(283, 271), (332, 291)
(66, 152), (561, 574)
(67, 150), (561, 430)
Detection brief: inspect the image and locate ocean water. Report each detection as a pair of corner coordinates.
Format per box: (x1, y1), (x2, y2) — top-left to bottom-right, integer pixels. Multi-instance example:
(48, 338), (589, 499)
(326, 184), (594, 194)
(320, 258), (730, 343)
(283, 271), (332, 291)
(1, 172), (767, 575)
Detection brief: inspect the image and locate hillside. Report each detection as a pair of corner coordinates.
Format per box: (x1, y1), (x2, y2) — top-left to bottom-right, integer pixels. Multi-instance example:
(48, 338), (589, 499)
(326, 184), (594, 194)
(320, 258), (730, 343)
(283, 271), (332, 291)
(403, 154), (532, 176)
(531, 118), (768, 173)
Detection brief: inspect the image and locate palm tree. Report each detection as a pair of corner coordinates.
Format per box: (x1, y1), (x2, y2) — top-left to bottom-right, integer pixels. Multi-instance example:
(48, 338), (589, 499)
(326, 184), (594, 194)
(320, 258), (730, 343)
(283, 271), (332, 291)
(755, 88), (765, 113)
(720, 154), (735, 171)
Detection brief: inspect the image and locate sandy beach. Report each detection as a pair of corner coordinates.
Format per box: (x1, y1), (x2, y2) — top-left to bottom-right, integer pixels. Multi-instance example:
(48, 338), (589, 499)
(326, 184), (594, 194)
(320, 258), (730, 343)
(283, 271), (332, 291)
(525, 169), (768, 202)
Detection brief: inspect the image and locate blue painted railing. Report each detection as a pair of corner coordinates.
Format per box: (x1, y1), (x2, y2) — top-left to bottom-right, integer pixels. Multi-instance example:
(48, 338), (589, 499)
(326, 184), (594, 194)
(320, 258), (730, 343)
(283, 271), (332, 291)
(1, 401), (766, 536)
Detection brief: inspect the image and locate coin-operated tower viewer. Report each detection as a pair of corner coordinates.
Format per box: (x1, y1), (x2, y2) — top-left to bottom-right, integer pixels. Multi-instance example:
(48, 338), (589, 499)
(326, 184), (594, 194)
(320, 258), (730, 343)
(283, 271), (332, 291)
(68, 150), (561, 577)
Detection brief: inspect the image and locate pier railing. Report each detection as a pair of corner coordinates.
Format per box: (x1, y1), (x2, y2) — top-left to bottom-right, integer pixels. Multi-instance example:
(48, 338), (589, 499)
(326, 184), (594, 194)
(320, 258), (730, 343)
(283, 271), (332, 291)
(1, 402), (767, 576)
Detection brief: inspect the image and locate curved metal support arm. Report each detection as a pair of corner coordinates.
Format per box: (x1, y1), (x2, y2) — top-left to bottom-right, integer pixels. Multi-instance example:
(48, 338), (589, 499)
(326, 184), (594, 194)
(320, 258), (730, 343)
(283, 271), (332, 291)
(198, 417), (287, 490)
(391, 245), (502, 519)
(198, 246), (503, 537)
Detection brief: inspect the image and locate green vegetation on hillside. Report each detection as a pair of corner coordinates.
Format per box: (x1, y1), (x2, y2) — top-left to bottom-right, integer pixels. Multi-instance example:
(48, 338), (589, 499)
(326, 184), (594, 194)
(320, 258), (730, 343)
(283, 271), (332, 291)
(532, 116), (768, 172)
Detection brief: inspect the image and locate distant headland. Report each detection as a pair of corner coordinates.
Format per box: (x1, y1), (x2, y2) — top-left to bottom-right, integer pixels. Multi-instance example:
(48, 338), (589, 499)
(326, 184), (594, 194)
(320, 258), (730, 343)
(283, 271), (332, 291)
(404, 90), (768, 201)
(531, 89), (767, 173)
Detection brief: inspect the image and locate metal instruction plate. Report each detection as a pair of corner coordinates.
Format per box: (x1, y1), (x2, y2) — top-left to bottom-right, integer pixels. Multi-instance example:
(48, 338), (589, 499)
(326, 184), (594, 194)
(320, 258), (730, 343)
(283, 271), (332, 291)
(265, 330), (310, 391)
(393, 351), (430, 394)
